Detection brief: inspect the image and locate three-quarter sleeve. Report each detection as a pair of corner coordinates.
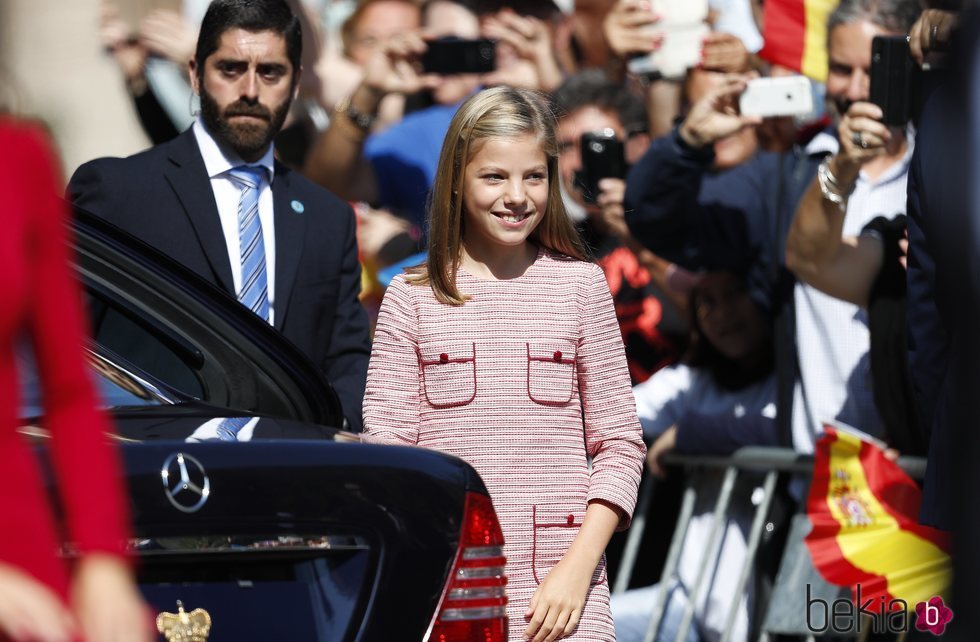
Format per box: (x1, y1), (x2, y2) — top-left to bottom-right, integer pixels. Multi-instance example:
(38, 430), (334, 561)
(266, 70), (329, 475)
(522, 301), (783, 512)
(23, 125), (131, 558)
(576, 264), (646, 530)
(362, 275), (422, 445)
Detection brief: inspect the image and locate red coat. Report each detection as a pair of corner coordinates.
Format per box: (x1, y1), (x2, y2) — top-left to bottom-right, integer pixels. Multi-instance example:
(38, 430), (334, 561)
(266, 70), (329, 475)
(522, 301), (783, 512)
(0, 118), (129, 599)
(364, 250), (645, 641)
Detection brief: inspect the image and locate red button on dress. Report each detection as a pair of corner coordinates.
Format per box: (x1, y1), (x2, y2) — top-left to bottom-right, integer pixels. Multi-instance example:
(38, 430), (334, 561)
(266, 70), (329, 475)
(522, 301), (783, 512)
(439, 353), (449, 364)
(567, 514), (575, 525)
(553, 351), (563, 362)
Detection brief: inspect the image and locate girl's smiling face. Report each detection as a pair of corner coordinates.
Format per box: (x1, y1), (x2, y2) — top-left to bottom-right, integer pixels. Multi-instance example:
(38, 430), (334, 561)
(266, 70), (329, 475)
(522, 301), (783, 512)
(461, 134), (549, 256)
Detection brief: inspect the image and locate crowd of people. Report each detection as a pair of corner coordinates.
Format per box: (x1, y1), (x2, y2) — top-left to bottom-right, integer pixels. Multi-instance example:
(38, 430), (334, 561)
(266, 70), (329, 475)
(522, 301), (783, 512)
(3, 0), (978, 640)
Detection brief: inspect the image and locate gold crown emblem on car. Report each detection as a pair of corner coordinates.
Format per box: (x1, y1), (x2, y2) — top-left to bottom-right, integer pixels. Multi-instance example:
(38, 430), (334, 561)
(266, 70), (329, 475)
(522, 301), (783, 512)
(156, 601), (212, 642)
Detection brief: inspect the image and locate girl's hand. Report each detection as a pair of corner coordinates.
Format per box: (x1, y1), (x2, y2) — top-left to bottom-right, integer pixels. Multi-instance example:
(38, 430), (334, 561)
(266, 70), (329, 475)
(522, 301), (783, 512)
(0, 562), (76, 642)
(523, 557), (593, 641)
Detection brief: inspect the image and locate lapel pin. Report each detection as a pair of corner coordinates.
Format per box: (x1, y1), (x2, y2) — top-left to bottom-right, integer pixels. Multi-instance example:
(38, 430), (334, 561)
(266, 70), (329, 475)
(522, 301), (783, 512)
(291, 200), (305, 214)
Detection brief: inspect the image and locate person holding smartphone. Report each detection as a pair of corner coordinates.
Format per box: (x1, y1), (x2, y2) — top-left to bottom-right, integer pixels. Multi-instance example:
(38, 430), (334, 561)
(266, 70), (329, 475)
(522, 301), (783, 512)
(304, 0), (487, 235)
(624, 0), (922, 460)
(553, 71), (690, 385)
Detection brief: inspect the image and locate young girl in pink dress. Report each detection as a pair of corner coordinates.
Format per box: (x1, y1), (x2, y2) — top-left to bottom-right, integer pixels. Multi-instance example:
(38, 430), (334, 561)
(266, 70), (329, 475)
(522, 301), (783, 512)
(363, 86), (645, 641)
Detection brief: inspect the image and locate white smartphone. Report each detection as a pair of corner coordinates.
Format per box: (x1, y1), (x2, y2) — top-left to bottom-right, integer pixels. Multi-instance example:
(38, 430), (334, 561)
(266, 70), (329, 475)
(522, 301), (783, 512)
(626, 0), (709, 80)
(627, 23), (710, 80)
(739, 76), (815, 118)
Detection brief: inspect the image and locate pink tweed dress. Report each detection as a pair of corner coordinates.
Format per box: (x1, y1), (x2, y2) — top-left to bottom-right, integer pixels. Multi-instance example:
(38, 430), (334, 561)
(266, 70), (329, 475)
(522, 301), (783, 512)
(363, 248), (646, 641)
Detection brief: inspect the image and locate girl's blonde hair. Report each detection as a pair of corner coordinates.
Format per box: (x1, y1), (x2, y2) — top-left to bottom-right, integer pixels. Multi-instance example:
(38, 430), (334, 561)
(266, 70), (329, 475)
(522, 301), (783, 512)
(406, 85), (588, 305)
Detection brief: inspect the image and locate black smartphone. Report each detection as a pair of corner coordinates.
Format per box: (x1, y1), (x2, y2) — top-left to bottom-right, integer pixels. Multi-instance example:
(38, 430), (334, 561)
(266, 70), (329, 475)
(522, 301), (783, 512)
(869, 35), (918, 126)
(574, 131), (627, 204)
(421, 38), (496, 75)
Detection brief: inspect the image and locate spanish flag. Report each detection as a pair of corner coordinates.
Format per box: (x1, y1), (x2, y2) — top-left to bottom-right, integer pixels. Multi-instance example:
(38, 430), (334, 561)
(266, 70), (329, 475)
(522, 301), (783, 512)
(758, 0), (840, 82)
(805, 425), (951, 610)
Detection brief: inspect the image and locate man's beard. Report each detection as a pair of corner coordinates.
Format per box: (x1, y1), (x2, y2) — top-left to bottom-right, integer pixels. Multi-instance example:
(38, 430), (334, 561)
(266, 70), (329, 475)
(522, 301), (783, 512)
(200, 86), (291, 159)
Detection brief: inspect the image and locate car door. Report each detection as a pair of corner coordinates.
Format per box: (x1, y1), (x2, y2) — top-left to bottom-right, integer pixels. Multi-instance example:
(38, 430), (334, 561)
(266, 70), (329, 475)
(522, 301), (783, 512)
(72, 208), (343, 427)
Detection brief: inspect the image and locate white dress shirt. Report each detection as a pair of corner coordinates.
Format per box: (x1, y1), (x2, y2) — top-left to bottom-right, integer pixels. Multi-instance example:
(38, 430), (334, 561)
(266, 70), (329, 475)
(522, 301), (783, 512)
(193, 118), (277, 325)
(791, 129), (915, 453)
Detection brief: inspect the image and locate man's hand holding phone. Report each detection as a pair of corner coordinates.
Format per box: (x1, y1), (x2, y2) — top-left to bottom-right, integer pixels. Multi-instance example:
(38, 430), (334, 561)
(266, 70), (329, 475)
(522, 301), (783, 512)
(679, 74), (761, 148)
(831, 101), (893, 188)
(362, 32), (440, 98)
(481, 9), (561, 92)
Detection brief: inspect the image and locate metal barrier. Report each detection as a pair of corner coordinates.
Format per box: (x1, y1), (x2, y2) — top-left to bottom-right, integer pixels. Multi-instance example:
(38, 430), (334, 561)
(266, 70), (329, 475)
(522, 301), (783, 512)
(611, 447), (927, 642)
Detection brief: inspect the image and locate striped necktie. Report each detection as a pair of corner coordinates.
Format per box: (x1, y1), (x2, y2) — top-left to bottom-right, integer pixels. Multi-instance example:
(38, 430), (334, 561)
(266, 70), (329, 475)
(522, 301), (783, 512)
(228, 166), (270, 323)
(215, 416), (250, 441)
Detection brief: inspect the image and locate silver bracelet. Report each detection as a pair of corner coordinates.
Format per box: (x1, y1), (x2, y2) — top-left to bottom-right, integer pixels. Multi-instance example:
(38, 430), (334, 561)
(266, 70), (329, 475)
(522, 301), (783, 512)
(817, 157), (849, 212)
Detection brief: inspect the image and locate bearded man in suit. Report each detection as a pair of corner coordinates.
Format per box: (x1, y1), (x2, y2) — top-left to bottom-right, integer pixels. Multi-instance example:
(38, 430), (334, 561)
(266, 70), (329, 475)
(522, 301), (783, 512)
(69, 0), (370, 431)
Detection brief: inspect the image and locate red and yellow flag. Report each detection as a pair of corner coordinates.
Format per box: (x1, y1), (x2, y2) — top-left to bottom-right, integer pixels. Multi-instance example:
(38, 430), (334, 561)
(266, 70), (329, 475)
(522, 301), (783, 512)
(805, 426), (951, 610)
(759, 0), (840, 81)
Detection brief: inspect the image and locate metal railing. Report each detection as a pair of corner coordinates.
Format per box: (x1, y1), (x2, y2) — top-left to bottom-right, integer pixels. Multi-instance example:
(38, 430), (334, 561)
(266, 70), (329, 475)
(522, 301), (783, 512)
(612, 447), (927, 642)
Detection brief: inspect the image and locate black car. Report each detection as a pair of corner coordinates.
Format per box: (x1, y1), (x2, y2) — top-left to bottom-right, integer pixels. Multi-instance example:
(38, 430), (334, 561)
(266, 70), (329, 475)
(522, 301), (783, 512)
(18, 210), (508, 641)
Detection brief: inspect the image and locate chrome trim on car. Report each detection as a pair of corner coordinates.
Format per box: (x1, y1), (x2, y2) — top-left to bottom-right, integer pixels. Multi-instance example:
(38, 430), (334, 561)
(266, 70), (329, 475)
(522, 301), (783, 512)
(438, 606), (508, 621)
(461, 545), (504, 560)
(447, 587), (507, 600)
(455, 566), (505, 580)
(87, 348), (178, 405)
(129, 534), (370, 554)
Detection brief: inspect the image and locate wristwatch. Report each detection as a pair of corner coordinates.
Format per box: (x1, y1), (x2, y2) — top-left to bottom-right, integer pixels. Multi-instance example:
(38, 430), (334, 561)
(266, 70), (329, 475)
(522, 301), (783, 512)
(335, 95), (376, 132)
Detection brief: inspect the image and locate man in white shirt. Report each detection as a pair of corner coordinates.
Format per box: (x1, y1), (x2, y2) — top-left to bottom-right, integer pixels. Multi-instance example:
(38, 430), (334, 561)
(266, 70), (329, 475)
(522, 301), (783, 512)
(69, 0), (370, 431)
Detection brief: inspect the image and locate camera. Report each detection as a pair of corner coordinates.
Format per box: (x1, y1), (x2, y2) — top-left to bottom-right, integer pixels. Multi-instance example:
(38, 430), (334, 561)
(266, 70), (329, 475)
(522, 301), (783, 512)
(574, 130), (627, 205)
(421, 38), (496, 75)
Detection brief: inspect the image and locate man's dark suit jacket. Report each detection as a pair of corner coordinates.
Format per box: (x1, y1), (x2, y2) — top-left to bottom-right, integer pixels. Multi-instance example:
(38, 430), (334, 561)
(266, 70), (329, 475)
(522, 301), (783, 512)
(905, 9), (980, 530)
(907, 12), (980, 629)
(68, 128), (370, 431)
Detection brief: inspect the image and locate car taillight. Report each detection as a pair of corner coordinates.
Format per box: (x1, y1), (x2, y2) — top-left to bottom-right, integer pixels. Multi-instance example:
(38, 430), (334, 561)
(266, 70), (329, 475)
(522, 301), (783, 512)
(425, 491), (508, 642)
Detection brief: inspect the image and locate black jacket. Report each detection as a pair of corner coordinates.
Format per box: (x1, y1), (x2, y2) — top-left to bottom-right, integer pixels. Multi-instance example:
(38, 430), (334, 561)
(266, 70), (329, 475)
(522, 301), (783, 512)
(68, 128), (371, 431)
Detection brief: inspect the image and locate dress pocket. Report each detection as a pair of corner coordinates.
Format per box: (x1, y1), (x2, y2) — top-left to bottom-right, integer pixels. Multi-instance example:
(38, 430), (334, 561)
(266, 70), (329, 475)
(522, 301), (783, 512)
(526, 342), (576, 405)
(531, 504), (606, 586)
(419, 342), (477, 408)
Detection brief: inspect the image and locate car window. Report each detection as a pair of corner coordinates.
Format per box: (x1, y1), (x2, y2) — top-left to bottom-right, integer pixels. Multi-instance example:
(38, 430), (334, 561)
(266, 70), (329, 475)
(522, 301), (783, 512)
(17, 341), (168, 420)
(85, 289), (204, 399)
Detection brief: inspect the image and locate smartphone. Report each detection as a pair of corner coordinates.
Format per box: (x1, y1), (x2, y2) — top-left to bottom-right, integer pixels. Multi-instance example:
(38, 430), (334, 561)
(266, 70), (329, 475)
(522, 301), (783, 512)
(422, 38), (496, 75)
(739, 75), (815, 118)
(869, 35), (917, 126)
(626, 0), (709, 80)
(574, 130), (627, 205)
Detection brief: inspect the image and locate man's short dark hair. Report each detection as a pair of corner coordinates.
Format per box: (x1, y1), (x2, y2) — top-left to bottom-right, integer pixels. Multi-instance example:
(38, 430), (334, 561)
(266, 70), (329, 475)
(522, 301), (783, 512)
(195, 0), (302, 82)
(551, 70), (648, 135)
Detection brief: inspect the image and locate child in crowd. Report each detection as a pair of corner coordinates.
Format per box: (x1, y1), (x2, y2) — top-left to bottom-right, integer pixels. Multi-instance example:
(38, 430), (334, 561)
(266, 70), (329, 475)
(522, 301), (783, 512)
(613, 268), (777, 642)
(363, 86), (645, 642)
